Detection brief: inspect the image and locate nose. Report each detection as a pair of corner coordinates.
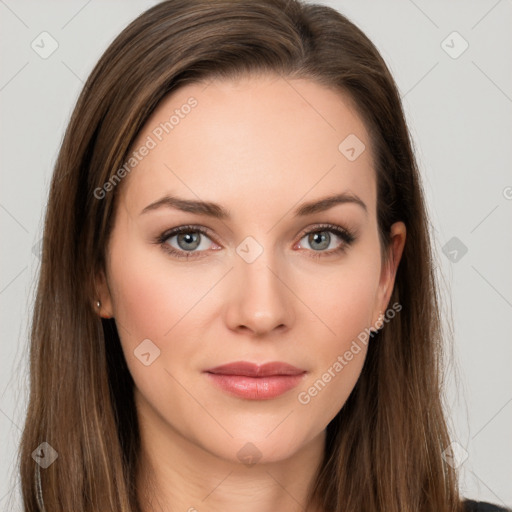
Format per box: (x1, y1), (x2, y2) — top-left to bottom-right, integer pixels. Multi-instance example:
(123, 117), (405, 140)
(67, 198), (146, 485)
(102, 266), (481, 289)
(224, 247), (295, 337)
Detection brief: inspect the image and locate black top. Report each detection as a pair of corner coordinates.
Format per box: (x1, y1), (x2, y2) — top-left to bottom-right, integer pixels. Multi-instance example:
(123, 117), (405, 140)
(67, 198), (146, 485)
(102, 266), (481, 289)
(463, 499), (511, 512)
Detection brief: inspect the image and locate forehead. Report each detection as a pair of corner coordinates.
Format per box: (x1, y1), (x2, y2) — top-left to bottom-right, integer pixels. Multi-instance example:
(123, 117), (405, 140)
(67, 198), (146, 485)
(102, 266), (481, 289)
(119, 74), (376, 220)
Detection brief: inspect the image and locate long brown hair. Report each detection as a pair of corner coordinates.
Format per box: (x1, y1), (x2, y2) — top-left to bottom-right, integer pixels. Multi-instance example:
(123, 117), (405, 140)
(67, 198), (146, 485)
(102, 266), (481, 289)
(18, 0), (462, 510)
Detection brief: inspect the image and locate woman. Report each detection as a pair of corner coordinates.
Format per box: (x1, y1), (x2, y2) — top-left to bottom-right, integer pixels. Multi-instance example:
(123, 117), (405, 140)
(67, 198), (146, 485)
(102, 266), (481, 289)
(18, 0), (510, 511)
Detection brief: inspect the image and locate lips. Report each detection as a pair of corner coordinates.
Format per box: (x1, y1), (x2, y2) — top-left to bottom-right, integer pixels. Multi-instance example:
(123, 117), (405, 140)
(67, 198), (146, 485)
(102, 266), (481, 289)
(204, 361), (307, 400)
(205, 361), (305, 377)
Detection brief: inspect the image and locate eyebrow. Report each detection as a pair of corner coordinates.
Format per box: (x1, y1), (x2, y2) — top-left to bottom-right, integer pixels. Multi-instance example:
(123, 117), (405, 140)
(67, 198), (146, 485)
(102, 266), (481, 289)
(140, 191), (367, 218)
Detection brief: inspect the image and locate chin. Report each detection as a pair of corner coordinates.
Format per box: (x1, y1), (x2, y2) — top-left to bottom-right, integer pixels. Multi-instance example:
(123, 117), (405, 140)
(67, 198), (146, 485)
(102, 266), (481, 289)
(196, 424), (320, 467)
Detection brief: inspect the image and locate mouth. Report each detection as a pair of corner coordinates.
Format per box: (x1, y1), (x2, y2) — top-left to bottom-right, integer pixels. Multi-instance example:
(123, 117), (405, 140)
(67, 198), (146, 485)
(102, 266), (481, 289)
(203, 361), (307, 400)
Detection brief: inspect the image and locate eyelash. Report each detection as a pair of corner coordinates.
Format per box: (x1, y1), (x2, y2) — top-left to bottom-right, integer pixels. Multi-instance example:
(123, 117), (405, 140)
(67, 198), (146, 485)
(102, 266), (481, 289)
(154, 223), (356, 260)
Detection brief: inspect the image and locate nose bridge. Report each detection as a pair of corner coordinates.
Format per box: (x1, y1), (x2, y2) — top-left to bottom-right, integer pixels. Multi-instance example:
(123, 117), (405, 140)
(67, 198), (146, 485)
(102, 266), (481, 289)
(227, 234), (293, 334)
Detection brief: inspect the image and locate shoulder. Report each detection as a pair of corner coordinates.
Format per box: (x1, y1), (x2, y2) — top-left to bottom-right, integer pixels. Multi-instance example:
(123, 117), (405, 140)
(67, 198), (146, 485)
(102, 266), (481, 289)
(462, 499), (512, 512)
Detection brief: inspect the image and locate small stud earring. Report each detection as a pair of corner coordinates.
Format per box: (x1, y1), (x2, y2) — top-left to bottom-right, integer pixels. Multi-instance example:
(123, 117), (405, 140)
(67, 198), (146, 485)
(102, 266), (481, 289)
(96, 300), (101, 309)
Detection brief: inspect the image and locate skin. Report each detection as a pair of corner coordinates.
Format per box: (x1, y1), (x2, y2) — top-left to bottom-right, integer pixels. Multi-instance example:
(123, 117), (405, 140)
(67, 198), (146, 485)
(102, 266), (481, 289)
(95, 74), (406, 512)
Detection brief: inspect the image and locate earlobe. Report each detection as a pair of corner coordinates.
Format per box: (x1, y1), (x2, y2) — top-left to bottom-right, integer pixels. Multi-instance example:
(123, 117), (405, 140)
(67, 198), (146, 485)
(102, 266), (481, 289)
(94, 269), (114, 319)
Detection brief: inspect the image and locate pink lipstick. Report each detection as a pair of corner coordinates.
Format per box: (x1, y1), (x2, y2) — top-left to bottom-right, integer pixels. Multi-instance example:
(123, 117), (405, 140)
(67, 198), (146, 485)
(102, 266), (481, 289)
(204, 361), (306, 400)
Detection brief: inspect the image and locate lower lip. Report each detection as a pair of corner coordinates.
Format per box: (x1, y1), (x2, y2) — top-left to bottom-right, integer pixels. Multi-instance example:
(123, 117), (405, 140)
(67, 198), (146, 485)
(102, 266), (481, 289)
(205, 372), (306, 400)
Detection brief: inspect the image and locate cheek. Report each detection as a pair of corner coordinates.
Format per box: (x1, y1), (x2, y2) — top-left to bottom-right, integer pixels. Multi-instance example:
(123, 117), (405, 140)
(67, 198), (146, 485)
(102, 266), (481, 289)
(107, 241), (224, 388)
(302, 254), (381, 343)
(292, 254), (380, 425)
(106, 246), (208, 413)
(108, 243), (210, 342)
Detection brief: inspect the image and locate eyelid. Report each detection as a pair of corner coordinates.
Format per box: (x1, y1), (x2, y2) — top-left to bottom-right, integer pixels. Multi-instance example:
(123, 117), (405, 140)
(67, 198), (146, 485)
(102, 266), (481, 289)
(155, 222), (356, 259)
(295, 222), (354, 242)
(156, 224), (219, 253)
(158, 224), (216, 242)
(294, 222), (356, 256)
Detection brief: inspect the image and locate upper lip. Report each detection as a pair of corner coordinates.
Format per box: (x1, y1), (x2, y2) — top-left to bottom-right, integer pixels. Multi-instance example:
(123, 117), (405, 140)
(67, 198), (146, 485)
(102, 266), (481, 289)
(205, 361), (306, 377)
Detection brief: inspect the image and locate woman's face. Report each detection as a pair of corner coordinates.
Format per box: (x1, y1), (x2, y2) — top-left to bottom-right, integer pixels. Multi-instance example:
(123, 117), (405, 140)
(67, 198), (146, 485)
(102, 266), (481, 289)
(97, 74), (405, 465)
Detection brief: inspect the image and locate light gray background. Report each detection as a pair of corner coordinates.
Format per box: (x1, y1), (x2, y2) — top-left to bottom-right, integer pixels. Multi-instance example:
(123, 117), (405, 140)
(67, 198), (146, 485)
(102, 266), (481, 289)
(1, 0), (511, 509)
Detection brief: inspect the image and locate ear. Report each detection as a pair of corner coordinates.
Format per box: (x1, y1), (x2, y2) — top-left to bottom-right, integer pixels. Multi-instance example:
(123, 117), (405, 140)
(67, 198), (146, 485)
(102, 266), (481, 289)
(371, 221), (406, 326)
(94, 268), (114, 319)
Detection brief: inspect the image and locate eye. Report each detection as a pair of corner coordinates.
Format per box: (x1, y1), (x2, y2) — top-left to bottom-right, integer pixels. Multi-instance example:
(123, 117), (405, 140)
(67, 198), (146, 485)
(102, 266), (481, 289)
(154, 223), (356, 261)
(156, 225), (218, 260)
(296, 223), (356, 258)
